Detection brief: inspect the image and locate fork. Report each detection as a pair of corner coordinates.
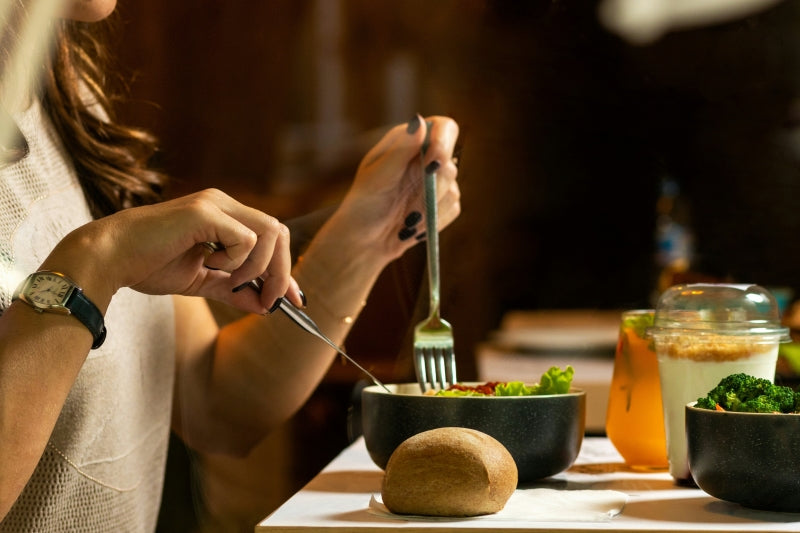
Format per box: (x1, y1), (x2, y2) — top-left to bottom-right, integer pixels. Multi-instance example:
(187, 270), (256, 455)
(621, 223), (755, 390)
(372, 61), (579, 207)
(413, 158), (457, 393)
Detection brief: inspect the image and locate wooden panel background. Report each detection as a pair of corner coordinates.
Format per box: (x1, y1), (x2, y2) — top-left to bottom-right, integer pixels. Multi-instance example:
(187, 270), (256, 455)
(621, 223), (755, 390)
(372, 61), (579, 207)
(106, 1), (800, 531)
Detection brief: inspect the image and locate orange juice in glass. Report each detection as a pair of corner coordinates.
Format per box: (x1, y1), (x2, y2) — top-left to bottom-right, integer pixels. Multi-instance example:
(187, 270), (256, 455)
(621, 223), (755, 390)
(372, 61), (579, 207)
(605, 309), (668, 470)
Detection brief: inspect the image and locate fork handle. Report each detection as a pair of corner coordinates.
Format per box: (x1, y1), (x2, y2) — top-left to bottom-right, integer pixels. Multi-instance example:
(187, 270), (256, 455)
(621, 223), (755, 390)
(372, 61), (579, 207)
(423, 161), (441, 323)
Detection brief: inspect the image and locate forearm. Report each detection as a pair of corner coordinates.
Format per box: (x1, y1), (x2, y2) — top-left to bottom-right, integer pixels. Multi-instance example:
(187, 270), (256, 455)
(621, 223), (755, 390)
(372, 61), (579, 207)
(171, 116), (460, 454)
(0, 236), (113, 520)
(0, 306), (88, 518)
(179, 214), (394, 454)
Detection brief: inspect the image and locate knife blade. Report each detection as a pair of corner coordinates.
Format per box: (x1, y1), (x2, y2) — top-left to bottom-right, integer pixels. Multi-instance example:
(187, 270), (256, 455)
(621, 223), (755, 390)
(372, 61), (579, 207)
(202, 242), (392, 393)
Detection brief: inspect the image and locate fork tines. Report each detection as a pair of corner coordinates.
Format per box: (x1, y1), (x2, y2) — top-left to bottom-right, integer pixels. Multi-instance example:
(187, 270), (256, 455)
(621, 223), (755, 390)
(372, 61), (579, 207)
(413, 333), (456, 393)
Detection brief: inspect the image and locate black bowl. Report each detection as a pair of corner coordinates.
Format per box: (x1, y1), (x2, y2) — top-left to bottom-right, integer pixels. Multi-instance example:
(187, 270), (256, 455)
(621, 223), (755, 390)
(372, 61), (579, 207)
(361, 383), (585, 483)
(686, 403), (800, 512)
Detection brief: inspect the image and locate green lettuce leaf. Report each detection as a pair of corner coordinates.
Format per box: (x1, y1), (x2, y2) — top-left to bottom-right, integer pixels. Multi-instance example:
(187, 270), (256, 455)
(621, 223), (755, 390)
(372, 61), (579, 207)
(494, 381), (536, 396)
(435, 365), (575, 397)
(534, 365), (574, 395)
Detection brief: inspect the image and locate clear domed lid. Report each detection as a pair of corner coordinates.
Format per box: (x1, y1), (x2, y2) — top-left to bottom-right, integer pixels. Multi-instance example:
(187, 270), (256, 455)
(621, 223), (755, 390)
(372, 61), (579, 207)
(648, 283), (790, 341)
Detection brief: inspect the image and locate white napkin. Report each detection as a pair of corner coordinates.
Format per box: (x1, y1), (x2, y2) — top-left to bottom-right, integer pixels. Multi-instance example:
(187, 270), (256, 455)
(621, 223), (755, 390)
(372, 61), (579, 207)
(368, 488), (628, 522)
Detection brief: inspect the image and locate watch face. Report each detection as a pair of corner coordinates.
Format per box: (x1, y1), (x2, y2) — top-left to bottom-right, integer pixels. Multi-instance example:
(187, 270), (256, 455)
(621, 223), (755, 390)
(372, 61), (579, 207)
(28, 272), (74, 308)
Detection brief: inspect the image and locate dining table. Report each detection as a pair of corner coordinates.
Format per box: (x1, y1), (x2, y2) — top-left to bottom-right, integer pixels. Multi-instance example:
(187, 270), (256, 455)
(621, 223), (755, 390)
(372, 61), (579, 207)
(255, 435), (800, 532)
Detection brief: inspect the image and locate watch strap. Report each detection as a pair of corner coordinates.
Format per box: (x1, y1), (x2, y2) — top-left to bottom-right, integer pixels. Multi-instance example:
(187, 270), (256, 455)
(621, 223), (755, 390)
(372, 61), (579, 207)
(65, 287), (107, 349)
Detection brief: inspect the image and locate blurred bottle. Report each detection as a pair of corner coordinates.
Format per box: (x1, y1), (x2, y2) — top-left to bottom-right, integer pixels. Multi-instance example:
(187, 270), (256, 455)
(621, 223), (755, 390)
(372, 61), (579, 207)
(654, 176), (695, 297)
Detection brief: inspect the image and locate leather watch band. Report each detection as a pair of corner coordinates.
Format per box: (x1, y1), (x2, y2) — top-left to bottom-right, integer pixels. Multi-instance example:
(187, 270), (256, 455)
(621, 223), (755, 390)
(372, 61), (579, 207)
(65, 288), (107, 349)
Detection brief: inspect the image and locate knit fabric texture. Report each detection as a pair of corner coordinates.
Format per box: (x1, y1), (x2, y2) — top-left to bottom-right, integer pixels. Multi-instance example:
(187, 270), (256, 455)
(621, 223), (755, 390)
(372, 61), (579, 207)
(0, 99), (176, 532)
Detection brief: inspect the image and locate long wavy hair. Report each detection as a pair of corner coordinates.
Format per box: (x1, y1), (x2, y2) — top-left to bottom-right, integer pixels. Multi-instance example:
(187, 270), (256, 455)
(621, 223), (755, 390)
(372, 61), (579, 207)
(1, 7), (166, 218)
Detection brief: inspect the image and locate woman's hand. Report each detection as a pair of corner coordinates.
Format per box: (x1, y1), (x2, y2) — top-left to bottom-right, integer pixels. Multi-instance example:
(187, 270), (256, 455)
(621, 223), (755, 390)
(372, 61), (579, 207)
(332, 115), (461, 261)
(42, 189), (303, 314)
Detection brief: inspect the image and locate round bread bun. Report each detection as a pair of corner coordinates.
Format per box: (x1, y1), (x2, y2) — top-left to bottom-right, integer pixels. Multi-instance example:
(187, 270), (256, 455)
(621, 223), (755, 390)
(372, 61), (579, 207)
(381, 427), (518, 517)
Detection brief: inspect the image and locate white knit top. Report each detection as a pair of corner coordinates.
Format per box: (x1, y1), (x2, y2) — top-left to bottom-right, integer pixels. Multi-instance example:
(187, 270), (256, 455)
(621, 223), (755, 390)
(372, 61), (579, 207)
(0, 100), (176, 532)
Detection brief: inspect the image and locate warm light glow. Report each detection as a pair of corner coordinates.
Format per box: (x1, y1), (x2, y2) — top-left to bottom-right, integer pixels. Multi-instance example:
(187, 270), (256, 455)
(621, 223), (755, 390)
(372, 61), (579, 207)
(598, 0), (782, 45)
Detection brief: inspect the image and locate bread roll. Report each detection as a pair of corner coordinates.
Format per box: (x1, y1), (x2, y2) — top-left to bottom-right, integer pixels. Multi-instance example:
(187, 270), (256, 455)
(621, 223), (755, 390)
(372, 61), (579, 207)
(381, 427), (518, 517)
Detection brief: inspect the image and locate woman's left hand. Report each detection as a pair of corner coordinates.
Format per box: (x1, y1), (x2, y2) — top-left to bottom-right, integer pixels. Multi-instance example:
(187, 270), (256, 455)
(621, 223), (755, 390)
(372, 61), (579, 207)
(332, 115), (461, 261)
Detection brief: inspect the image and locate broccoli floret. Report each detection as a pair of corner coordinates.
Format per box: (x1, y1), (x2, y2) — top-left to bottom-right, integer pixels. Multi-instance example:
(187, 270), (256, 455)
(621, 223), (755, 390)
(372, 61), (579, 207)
(707, 373), (770, 410)
(709, 373), (772, 410)
(694, 396), (718, 410)
(769, 385), (795, 412)
(737, 396), (783, 413)
(695, 373), (798, 413)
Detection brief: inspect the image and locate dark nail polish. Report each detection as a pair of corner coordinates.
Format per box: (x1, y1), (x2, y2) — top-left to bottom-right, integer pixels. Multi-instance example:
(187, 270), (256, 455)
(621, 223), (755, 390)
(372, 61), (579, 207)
(268, 298), (282, 314)
(421, 121), (433, 155)
(404, 211), (422, 227)
(406, 115), (421, 134)
(232, 282), (251, 293)
(299, 289), (307, 308)
(415, 232), (427, 241)
(398, 226), (417, 241)
(424, 160), (440, 174)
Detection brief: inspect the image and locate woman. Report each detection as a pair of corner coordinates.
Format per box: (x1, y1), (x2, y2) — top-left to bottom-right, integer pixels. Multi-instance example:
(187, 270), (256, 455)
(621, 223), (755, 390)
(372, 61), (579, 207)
(0, 0), (460, 530)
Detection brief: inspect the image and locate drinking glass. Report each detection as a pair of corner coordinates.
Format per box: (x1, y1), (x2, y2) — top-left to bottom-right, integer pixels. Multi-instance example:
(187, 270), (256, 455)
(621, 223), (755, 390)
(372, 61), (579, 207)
(605, 309), (668, 470)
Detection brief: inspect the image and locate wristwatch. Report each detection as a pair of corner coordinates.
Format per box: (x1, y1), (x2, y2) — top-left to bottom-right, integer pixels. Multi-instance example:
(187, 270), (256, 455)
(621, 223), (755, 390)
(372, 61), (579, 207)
(13, 270), (107, 349)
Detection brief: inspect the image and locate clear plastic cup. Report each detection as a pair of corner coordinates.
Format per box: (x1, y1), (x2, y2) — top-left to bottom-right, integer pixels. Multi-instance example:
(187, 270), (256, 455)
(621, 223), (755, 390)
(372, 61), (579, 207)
(606, 310), (668, 470)
(648, 283), (790, 485)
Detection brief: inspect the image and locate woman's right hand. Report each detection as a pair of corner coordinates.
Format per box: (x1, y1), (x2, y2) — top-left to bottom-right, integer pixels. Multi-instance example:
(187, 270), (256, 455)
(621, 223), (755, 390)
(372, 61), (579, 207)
(40, 188), (303, 315)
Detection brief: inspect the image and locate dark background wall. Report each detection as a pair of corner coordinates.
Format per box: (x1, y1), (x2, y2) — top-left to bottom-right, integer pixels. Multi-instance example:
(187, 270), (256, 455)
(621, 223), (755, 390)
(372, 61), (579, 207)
(107, 1), (800, 530)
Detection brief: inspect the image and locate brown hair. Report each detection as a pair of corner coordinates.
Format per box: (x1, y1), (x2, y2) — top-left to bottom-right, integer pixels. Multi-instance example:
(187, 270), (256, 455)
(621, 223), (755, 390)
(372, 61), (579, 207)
(3, 11), (166, 218)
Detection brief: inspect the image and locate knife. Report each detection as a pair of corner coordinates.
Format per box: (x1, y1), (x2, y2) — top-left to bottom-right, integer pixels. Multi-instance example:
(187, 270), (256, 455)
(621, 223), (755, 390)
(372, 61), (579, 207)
(202, 242), (392, 393)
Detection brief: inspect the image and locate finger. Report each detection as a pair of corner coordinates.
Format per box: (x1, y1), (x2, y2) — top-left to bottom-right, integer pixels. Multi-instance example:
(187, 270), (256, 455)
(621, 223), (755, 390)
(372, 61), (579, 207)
(253, 222), (293, 310)
(358, 121), (411, 168)
(195, 190), (295, 289)
(437, 178), (462, 231)
(421, 117), (460, 169)
(435, 158), (459, 203)
(284, 277), (305, 309)
(190, 189), (267, 271)
(359, 114), (431, 172)
(421, 153), (459, 217)
(200, 230), (256, 273)
(396, 160), (459, 244)
(201, 241), (243, 273)
(189, 191), (297, 307)
(227, 215), (286, 288)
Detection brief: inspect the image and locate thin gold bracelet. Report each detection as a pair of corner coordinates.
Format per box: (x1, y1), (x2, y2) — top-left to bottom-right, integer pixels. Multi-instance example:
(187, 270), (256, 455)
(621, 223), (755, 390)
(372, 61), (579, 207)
(308, 292), (367, 325)
(296, 255), (368, 324)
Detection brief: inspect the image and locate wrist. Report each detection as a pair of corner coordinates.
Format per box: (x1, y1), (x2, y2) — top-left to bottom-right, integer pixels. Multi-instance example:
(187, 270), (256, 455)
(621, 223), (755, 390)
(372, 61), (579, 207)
(320, 206), (408, 266)
(13, 270), (107, 349)
(292, 220), (387, 325)
(38, 225), (117, 315)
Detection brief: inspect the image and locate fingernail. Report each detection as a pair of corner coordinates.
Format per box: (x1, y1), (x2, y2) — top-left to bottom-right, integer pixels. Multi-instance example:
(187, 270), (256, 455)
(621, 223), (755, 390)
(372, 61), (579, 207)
(404, 211), (422, 227)
(299, 289), (307, 308)
(415, 232), (427, 241)
(422, 121), (433, 155)
(398, 227), (417, 241)
(406, 114), (421, 134)
(268, 298), (282, 314)
(232, 282), (250, 293)
(424, 160), (440, 174)
(205, 265), (221, 271)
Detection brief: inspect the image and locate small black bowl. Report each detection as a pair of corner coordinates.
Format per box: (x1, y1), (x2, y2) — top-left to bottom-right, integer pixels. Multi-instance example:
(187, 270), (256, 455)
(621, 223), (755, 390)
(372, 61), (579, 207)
(686, 403), (800, 512)
(361, 383), (585, 483)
